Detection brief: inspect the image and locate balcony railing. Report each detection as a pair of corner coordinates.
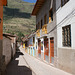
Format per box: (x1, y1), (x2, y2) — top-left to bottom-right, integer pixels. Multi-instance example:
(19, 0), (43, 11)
(36, 29), (40, 37)
(42, 24), (47, 34)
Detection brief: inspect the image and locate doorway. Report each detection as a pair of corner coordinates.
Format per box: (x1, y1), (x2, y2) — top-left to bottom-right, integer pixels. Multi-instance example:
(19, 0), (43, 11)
(38, 39), (41, 58)
(50, 37), (54, 63)
(44, 38), (49, 62)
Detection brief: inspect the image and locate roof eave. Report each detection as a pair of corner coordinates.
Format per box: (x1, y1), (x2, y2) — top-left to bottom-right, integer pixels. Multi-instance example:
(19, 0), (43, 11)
(31, 0), (45, 16)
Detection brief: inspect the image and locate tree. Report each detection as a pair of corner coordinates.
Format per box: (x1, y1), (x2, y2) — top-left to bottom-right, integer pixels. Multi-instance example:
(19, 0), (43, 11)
(17, 31), (24, 41)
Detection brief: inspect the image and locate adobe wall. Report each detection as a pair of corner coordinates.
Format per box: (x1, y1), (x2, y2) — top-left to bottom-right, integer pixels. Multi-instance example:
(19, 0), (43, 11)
(3, 37), (11, 65)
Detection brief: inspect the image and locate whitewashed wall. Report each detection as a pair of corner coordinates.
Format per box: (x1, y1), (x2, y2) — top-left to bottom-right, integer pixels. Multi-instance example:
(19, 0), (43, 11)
(56, 0), (75, 74)
(56, 0), (75, 48)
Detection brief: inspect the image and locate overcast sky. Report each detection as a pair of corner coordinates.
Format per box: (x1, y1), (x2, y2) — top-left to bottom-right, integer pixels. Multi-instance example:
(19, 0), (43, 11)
(22, 0), (37, 3)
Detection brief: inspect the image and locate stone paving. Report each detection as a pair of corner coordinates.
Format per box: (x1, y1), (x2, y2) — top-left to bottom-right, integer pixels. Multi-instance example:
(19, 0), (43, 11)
(5, 46), (72, 75)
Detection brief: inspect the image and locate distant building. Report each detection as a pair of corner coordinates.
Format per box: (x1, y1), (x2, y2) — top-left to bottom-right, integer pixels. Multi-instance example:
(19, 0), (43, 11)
(23, 33), (36, 57)
(28, 33), (36, 56)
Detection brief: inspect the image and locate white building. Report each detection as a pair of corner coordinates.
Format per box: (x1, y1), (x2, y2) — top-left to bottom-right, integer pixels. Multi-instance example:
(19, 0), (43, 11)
(56, 0), (75, 74)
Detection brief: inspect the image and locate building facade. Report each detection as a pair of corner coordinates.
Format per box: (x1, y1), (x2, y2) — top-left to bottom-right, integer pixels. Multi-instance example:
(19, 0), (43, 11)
(56, 0), (75, 74)
(31, 0), (75, 74)
(32, 0), (57, 65)
(27, 33), (36, 57)
(23, 33), (37, 57)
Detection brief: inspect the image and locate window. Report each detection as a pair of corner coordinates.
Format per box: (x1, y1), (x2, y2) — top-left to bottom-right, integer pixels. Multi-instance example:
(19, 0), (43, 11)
(41, 19), (43, 28)
(44, 15), (47, 24)
(38, 22), (40, 29)
(62, 25), (71, 47)
(61, 0), (69, 7)
(49, 9), (53, 23)
(36, 24), (38, 30)
(33, 37), (35, 45)
(41, 41), (43, 50)
(36, 22), (40, 30)
(36, 42), (37, 49)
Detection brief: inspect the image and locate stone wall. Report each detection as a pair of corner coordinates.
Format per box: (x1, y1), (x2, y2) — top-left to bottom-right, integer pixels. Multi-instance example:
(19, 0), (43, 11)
(0, 40), (3, 59)
(0, 39), (6, 75)
(3, 36), (11, 65)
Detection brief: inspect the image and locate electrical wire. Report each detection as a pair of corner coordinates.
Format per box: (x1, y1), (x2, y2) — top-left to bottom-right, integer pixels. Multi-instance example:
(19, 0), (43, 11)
(47, 9), (75, 34)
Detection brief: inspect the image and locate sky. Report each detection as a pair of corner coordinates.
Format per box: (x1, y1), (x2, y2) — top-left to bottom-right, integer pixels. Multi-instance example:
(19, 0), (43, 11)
(22, 0), (37, 3)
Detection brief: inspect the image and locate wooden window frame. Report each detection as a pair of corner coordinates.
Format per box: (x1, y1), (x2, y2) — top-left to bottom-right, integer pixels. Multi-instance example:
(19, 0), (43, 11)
(62, 25), (71, 47)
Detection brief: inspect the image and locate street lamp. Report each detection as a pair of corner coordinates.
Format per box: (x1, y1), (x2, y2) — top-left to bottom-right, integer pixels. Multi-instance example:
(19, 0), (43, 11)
(0, 18), (1, 23)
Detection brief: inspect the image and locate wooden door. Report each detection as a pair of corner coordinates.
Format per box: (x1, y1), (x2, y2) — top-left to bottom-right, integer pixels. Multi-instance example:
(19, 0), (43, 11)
(50, 37), (54, 63)
(44, 38), (49, 60)
(38, 40), (41, 54)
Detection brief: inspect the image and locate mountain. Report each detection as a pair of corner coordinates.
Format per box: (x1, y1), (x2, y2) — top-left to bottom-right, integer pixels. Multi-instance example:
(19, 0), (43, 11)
(3, 0), (36, 37)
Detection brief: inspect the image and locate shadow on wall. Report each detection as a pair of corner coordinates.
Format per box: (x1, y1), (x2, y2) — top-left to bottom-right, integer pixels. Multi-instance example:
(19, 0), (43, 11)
(3, 7), (31, 20)
(5, 49), (33, 75)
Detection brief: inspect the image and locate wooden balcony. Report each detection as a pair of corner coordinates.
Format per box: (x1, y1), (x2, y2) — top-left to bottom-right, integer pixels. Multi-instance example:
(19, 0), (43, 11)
(36, 29), (40, 37)
(42, 24), (47, 34)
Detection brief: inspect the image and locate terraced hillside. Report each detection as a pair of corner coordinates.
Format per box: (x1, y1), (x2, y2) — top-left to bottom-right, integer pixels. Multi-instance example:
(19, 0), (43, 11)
(3, 0), (36, 36)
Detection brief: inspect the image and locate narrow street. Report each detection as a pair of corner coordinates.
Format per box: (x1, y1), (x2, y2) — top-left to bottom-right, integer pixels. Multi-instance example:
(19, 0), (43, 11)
(5, 48), (35, 75)
(0, 0), (75, 75)
(5, 46), (72, 75)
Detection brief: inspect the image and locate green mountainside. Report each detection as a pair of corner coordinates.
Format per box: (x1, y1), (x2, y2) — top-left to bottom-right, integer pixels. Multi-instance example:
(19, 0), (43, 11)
(3, 0), (36, 37)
